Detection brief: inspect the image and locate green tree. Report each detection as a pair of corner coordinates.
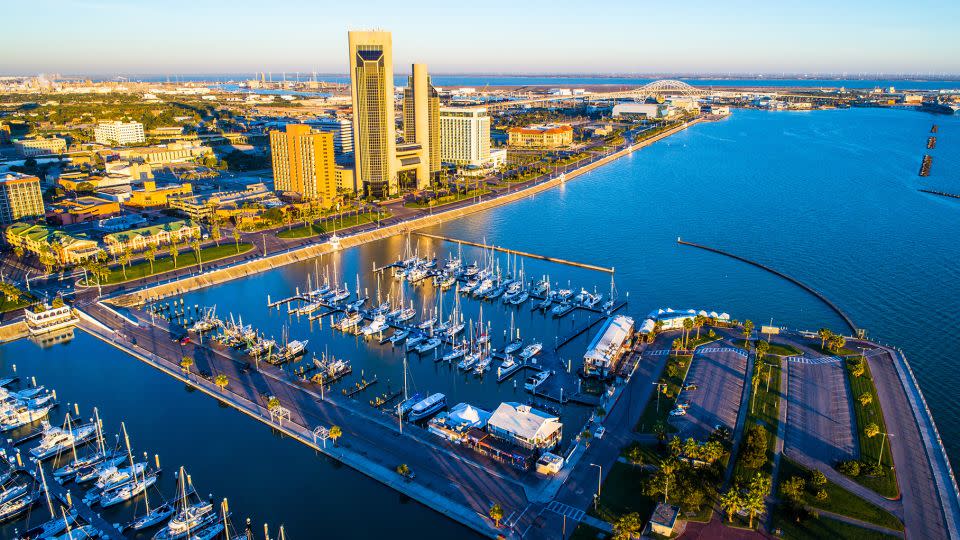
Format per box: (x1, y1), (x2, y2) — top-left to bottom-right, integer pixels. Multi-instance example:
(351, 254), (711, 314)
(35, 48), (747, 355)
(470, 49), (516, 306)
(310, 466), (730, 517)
(169, 241), (180, 268)
(859, 391), (873, 406)
(232, 228), (241, 253)
(720, 488), (742, 523)
(145, 244), (157, 275)
(180, 356), (193, 374)
(488, 503), (504, 528)
(214, 374), (228, 392)
(118, 248), (131, 280)
(818, 328), (833, 350)
(742, 319), (755, 346)
(682, 318), (693, 349)
(191, 238), (203, 272)
(780, 476), (806, 509)
(865, 422), (881, 438)
(329, 425), (342, 446)
(612, 512), (641, 540)
(809, 469), (827, 488)
(693, 314), (706, 340)
(396, 463), (411, 477)
(743, 490), (765, 529)
(672, 337), (683, 352)
(625, 445), (644, 466)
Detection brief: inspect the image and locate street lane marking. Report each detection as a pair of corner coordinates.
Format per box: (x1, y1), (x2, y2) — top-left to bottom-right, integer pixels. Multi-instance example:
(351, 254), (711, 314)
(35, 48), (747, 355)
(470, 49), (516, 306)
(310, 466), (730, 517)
(546, 501), (586, 522)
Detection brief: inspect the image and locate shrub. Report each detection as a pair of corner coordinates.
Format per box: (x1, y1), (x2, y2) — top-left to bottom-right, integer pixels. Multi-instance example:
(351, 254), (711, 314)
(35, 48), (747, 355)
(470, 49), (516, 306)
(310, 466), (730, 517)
(809, 469), (827, 488)
(815, 489), (828, 501)
(862, 462), (884, 477)
(838, 460), (861, 477)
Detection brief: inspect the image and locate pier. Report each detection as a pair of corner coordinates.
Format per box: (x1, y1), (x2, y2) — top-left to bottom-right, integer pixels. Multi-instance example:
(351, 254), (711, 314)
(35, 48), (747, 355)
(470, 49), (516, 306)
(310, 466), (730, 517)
(413, 232), (615, 274)
(920, 154), (933, 177)
(920, 189), (960, 201)
(677, 238), (859, 334)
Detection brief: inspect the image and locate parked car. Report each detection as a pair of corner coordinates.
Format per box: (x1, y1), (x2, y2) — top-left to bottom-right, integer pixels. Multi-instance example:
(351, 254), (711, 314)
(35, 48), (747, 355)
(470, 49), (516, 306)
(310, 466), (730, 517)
(594, 426), (606, 440)
(683, 384), (698, 390)
(179, 336), (191, 345)
(669, 408), (687, 417)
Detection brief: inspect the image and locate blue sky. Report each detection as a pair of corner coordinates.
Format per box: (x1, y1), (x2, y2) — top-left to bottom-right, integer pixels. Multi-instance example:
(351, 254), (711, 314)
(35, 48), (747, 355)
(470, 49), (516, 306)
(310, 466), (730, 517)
(3, 0), (958, 75)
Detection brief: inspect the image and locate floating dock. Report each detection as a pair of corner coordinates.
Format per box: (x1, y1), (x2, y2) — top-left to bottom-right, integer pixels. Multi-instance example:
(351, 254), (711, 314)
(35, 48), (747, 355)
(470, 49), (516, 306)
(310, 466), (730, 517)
(413, 232), (615, 274)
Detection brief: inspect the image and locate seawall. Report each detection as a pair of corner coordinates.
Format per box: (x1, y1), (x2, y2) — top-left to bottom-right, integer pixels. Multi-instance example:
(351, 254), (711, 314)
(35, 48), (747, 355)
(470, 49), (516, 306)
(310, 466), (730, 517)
(110, 119), (702, 307)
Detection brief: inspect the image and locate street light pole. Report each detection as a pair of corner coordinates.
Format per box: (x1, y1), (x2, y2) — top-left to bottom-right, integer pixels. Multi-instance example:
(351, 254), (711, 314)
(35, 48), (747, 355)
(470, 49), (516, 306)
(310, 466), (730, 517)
(878, 432), (894, 467)
(590, 463), (602, 511)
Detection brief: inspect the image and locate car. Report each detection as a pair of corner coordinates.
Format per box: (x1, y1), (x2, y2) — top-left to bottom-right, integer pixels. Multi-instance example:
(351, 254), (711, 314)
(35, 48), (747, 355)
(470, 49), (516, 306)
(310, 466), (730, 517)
(179, 336), (191, 345)
(683, 384), (698, 390)
(669, 408), (687, 417)
(676, 400), (690, 409)
(594, 426), (606, 440)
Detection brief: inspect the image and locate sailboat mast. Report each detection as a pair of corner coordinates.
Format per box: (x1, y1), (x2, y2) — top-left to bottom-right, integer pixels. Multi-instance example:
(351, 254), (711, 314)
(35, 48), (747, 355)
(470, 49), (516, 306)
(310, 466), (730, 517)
(38, 461), (53, 516)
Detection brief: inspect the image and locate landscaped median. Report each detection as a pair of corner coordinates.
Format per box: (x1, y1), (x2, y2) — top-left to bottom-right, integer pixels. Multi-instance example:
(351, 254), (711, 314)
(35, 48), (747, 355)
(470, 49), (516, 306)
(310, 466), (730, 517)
(276, 210), (392, 239)
(98, 242), (254, 284)
(839, 353), (900, 498)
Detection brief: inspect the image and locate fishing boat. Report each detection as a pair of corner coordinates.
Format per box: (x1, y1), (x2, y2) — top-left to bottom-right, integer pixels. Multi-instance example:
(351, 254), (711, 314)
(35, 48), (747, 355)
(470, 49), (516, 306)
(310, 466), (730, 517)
(520, 343), (543, 360)
(524, 370), (551, 391)
(415, 337), (441, 354)
(407, 393), (446, 422)
(362, 314), (388, 336)
(30, 421), (97, 460)
(0, 403), (54, 431)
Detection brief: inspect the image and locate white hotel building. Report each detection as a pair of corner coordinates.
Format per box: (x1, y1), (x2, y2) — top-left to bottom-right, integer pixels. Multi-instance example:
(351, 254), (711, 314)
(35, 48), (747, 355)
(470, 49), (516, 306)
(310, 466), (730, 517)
(439, 107), (490, 168)
(94, 121), (145, 145)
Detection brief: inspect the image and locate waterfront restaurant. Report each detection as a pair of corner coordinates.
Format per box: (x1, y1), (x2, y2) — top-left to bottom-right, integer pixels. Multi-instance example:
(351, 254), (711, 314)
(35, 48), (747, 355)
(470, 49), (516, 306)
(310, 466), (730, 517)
(583, 315), (635, 379)
(487, 402), (563, 452)
(464, 428), (534, 470)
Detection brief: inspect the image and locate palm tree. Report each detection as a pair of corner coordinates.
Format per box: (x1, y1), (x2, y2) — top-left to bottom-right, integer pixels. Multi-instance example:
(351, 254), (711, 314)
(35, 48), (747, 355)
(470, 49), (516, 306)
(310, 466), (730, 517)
(720, 488), (742, 523)
(818, 328), (832, 350)
(266, 395), (281, 411)
(214, 374), (228, 392)
(488, 503), (504, 528)
(658, 459), (677, 502)
(145, 245), (157, 275)
(180, 356), (193, 374)
(682, 318), (694, 349)
(210, 217), (221, 246)
(118, 248), (131, 280)
(694, 314), (705, 340)
(329, 425), (342, 446)
(743, 491), (765, 529)
(169, 241), (180, 269)
(743, 319), (755, 347)
(396, 463), (411, 477)
(232, 228), (241, 253)
(672, 338), (683, 353)
(191, 238), (203, 272)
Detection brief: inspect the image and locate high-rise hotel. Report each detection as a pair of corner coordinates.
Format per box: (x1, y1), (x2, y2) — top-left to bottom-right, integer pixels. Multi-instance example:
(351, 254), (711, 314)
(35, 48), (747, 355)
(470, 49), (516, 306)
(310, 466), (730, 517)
(269, 125), (337, 207)
(348, 31), (397, 199)
(403, 64), (440, 186)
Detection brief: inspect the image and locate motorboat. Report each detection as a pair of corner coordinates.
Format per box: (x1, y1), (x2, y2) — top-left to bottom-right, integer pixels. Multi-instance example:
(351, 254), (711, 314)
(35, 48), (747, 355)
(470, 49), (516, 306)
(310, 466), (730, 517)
(396, 393), (422, 418)
(336, 312), (363, 330)
(362, 315), (388, 336)
(30, 422), (97, 460)
(74, 454), (129, 483)
(551, 303), (574, 317)
(474, 356), (491, 374)
(153, 501), (218, 540)
(99, 470), (160, 507)
(520, 343), (542, 360)
(0, 403), (54, 432)
(407, 394), (446, 422)
(415, 337), (442, 354)
(524, 370), (551, 391)
(509, 291), (530, 305)
(388, 329), (409, 345)
(16, 508), (78, 539)
(504, 339), (523, 355)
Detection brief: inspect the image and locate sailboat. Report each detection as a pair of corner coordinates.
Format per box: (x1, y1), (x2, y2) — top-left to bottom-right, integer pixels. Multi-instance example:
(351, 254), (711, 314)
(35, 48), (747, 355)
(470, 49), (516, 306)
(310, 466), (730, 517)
(153, 467), (218, 540)
(98, 423), (160, 508)
(602, 273), (618, 313)
(504, 313), (523, 354)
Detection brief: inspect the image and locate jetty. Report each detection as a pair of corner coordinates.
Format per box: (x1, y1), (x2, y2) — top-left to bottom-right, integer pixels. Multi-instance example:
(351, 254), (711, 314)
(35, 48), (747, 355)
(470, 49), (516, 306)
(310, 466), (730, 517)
(920, 189), (960, 201)
(928, 136), (937, 149)
(920, 154), (933, 176)
(677, 238), (859, 335)
(413, 232), (615, 273)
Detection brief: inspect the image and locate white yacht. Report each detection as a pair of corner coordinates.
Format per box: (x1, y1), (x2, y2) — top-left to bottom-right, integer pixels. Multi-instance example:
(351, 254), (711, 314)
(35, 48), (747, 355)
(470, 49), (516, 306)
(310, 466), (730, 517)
(362, 315), (388, 336)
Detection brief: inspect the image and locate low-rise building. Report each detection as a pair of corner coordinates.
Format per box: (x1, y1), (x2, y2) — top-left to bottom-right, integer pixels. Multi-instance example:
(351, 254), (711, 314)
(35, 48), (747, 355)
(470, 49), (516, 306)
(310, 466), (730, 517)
(116, 141), (212, 166)
(335, 162), (356, 194)
(168, 182), (281, 221)
(94, 121), (145, 145)
(46, 196), (121, 225)
(507, 124), (573, 148)
(0, 173), (45, 225)
(102, 219), (199, 255)
(5, 222), (101, 265)
(427, 403), (492, 442)
(648, 503), (681, 537)
(583, 315), (635, 378)
(612, 102), (664, 119)
(125, 180), (193, 208)
(24, 302), (80, 336)
(95, 214), (147, 233)
(487, 402), (562, 451)
(14, 137), (67, 157)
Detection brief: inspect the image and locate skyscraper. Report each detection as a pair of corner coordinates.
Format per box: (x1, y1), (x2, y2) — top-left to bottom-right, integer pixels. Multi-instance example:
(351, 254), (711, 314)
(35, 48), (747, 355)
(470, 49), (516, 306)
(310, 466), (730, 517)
(269, 125), (337, 206)
(348, 30), (396, 199)
(440, 107), (491, 168)
(403, 64), (440, 187)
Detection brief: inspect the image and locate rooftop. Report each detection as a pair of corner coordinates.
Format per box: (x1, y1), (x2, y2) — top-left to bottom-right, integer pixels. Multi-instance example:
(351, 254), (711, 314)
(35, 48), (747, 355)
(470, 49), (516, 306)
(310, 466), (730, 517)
(488, 402), (561, 441)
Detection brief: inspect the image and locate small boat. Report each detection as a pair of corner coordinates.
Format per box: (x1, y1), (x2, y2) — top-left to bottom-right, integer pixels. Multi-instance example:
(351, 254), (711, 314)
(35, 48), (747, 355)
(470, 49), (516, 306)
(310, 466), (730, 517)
(417, 317), (437, 331)
(388, 329), (409, 345)
(396, 391), (422, 418)
(99, 470), (160, 507)
(474, 356), (491, 374)
(49, 524), (100, 540)
(463, 264), (479, 277)
(532, 278), (550, 295)
(437, 274), (457, 289)
(0, 483), (28, 505)
(336, 312), (363, 330)
(504, 339), (523, 355)
(524, 370), (550, 391)
(442, 346), (466, 363)
(415, 338), (442, 354)
(293, 300), (322, 316)
(126, 502), (174, 532)
(497, 355), (518, 378)
(458, 352), (479, 371)
(555, 289), (573, 301)
(520, 343), (542, 360)
(0, 489), (44, 522)
(407, 393), (446, 422)
(551, 302), (574, 317)
(509, 291), (530, 305)
(0, 404), (54, 431)
(153, 501), (218, 540)
(74, 454), (129, 483)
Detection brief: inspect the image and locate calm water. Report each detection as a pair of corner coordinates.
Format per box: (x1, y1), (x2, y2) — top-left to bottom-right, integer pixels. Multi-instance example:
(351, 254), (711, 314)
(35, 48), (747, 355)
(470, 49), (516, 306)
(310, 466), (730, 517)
(2, 107), (959, 536)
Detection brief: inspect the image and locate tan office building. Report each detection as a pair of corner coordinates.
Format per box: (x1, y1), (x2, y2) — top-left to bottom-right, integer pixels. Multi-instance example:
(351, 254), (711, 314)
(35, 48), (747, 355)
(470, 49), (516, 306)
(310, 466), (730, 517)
(403, 64), (440, 187)
(348, 30), (396, 198)
(0, 173), (45, 225)
(270, 124), (336, 206)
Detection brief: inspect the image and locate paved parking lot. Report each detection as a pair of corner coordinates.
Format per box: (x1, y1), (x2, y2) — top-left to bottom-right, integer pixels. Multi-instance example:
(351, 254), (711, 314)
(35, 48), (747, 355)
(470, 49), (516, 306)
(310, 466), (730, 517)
(671, 345), (747, 440)
(784, 356), (857, 465)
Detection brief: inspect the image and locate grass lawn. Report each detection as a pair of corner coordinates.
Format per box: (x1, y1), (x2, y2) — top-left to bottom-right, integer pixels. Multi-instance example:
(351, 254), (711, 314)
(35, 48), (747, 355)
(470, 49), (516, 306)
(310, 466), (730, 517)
(844, 358), (899, 498)
(772, 512), (900, 540)
(276, 210), (392, 239)
(102, 243), (253, 284)
(0, 296), (33, 314)
(778, 458), (903, 531)
(588, 462), (656, 523)
(732, 339), (800, 357)
(403, 189), (490, 209)
(635, 353), (694, 433)
(569, 524), (605, 540)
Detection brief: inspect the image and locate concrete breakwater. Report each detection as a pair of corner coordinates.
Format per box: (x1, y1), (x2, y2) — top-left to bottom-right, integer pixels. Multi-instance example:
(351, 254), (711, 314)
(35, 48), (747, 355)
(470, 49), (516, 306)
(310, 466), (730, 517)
(110, 119), (702, 307)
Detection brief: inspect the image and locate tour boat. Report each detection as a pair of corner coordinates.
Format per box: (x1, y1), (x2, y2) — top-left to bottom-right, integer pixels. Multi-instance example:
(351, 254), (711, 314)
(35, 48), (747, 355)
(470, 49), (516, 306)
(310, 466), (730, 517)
(524, 370), (551, 391)
(407, 393), (447, 422)
(520, 343), (543, 360)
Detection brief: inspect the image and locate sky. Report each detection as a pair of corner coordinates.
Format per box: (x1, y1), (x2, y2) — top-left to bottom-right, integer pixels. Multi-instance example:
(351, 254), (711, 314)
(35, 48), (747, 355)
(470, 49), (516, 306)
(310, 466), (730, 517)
(2, 0), (959, 76)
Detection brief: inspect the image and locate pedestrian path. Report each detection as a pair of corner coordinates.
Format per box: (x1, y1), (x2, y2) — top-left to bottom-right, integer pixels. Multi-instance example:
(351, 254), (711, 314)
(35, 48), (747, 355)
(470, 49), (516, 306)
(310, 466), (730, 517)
(546, 500), (586, 522)
(696, 346), (748, 357)
(785, 355), (842, 365)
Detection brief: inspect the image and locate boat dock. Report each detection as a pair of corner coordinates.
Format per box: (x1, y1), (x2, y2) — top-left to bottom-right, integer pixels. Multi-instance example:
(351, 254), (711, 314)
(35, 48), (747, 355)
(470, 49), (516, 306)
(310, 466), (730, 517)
(413, 232), (615, 274)
(0, 437), (125, 540)
(343, 376), (378, 397)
